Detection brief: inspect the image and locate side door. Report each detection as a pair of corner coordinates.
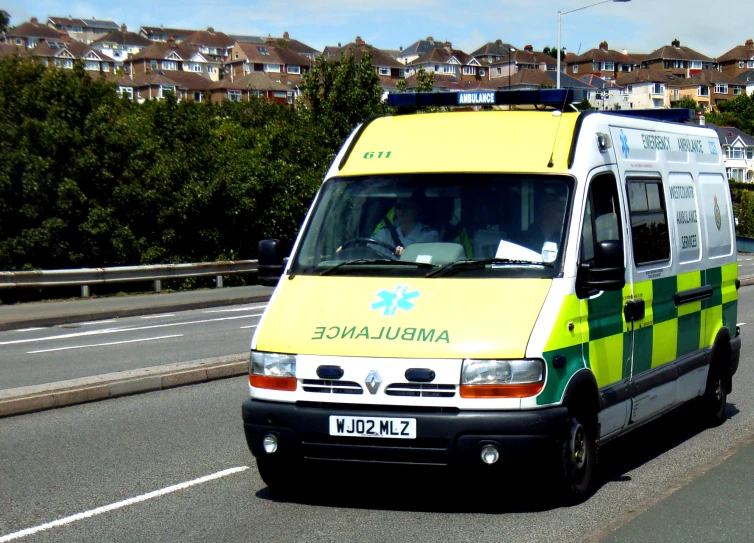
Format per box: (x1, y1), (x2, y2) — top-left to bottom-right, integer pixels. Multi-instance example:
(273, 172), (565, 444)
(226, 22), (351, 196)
(624, 175), (678, 424)
(577, 170), (632, 439)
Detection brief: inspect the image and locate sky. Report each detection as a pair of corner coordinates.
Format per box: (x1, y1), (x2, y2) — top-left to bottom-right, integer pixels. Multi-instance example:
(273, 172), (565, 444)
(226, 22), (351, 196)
(4, 0), (752, 59)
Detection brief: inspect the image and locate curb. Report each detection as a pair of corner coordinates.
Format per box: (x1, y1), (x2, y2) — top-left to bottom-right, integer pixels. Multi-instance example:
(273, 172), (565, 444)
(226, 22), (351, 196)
(0, 353), (249, 418)
(0, 293), (272, 332)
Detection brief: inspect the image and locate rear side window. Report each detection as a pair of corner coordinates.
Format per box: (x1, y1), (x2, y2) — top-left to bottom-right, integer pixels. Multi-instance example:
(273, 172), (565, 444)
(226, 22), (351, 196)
(627, 178), (670, 266)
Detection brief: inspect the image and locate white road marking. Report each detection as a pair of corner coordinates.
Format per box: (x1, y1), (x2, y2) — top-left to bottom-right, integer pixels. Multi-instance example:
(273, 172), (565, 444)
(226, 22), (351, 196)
(77, 320), (117, 326)
(140, 314), (176, 319)
(0, 466), (249, 542)
(8, 327), (45, 333)
(737, 322), (747, 327)
(27, 334), (183, 354)
(239, 325), (258, 329)
(0, 313), (263, 347)
(203, 305), (267, 314)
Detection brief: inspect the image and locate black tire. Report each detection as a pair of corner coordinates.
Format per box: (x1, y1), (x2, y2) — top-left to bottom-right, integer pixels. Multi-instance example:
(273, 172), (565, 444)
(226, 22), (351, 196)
(698, 359), (727, 427)
(558, 409), (598, 504)
(256, 456), (298, 496)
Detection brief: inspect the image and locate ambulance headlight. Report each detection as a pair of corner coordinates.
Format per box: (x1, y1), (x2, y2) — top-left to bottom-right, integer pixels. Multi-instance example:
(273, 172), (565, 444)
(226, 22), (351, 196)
(250, 351), (296, 377)
(460, 359), (545, 398)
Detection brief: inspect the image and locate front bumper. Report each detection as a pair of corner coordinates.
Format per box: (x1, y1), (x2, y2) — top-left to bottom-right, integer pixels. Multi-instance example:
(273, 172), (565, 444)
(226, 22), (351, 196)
(242, 398), (568, 469)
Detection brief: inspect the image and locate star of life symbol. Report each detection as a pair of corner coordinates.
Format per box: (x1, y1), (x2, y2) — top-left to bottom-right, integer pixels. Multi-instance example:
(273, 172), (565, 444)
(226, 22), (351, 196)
(619, 130), (630, 159)
(370, 285), (419, 316)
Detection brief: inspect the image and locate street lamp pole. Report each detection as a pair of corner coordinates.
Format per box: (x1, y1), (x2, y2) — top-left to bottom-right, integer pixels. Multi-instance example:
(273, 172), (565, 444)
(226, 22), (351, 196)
(556, 0), (631, 89)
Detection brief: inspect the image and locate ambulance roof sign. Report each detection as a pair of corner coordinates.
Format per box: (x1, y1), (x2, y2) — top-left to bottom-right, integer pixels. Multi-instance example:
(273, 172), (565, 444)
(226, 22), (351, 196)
(387, 89), (584, 109)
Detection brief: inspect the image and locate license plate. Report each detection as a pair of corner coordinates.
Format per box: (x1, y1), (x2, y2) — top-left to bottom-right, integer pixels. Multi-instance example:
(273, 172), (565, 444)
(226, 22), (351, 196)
(329, 416), (416, 439)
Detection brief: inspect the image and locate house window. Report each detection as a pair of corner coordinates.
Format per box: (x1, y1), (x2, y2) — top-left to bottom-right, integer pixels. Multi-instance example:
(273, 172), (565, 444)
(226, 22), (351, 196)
(652, 83), (664, 94)
(747, 148), (754, 160)
(228, 90), (241, 102)
(379, 67), (390, 76)
(462, 66), (475, 75)
(150, 60), (158, 69)
(627, 85), (632, 94)
(15, 38), (22, 45)
(479, 68), (485, 76)
(257, 47), (270, 56)
(162, 61), (177, 70)
(593, 61), (600, 71)
(573, 65), (579, 74)
(673, 88), (680, 100)
(734, 86), (743, 95)
(698, 85), (709, 97)
(102, 63), (110, 72)
(497, 67), (502, 75)
(84, 61), (99, 71)
(160, 85), (176, 98)
(28, 38), (38, 48)
(739, 61), (745, 69)
(690, 61), (702, 69)
(727, 168), (745, 182)
(603, 62), (614, 71)
(287, 65), (300, 74)
(434, 65), (439, 72)
(749, 60), (754, 69)
(119, 86), (133, 100)
(194, 92), (202, 102)
(265, 64), (281, 73)
(732, 147), (745, 159)
(620, 64), (631, 72)
(715, 83), (728, 94)
(191, 63), (202, 72)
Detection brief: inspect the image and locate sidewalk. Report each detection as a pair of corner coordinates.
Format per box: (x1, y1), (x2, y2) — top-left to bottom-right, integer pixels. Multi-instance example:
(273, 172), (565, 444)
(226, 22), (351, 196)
(0, 284), (274, 332)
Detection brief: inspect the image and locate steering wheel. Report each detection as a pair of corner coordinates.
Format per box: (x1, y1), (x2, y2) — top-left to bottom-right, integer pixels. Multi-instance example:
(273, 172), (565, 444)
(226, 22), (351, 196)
(339, 237), (397, 254)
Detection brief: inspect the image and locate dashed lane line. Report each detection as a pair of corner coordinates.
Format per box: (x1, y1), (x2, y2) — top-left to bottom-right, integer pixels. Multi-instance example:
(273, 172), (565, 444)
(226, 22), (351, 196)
(27, 334), (184, 354)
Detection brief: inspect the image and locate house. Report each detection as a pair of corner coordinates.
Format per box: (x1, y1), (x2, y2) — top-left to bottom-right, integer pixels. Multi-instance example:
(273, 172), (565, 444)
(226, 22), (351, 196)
(401, 72), (497, 92)
(139, 26), (197, 43)
(396, 36), (446, 65)
(407, 43), (483, 81)
(490, 69), (594, 95)
(670, 69), (745, 112)
(230, 32), (320, 61)
(4, 17), (66, 48)
(717, 39), (754, 78)
(234, 71), (293, 104)
(638, 39), (715, 79)
(47, 17), (119, 44)
(27, 40), (115, 73)
(567, 41), (636, 81)
(487, 45), (558, 79)
(90, 25), (152, 68)
(616, 69), (671, 109)
(117, 70), (249, 103)
(323, 37), (405, 91)
(127, 38), (222, 81)
(182, 27), (234, 61)
(579, 74), (626, 110)
(736, 70), (754, 96)
(708, 125), (754, 182)
(226, 38), (311, 98)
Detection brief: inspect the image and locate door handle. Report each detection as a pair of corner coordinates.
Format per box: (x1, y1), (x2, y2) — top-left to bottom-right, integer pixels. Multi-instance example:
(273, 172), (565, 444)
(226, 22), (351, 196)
(624, 298), (645, 323)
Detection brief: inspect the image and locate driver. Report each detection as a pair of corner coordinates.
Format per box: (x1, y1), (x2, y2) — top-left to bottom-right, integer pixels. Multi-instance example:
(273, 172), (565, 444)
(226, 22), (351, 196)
(373, 193), (439, 256)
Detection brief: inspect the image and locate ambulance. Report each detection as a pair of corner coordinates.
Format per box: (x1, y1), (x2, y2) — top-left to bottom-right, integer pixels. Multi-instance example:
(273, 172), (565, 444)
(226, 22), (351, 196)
(243, 89), (741, 501)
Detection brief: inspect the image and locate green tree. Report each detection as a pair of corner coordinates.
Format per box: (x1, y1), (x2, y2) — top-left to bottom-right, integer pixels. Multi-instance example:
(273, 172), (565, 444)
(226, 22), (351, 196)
(0, 10), (9, 33)
(708, 92), (754, 134)
(672, 96), (700, 113)
(734, 186), (754, 237)
(301, 51), (384, 153)
(415, 66), (434, 92)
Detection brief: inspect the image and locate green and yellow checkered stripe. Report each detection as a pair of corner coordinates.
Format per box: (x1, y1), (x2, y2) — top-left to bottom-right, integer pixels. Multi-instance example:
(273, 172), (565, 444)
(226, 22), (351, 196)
(537, 262), (738, 406)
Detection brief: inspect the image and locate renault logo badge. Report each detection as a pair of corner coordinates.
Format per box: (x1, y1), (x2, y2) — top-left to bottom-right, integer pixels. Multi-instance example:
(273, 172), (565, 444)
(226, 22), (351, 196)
(365, 371), (382, 394)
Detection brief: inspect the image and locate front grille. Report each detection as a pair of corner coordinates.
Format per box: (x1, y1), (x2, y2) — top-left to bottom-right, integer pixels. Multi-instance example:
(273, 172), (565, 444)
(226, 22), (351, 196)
(385, 383), (456, 398)
(301, 433), (450, 465)
(296, 401), (460, 414)
(302, 379), (363, 395)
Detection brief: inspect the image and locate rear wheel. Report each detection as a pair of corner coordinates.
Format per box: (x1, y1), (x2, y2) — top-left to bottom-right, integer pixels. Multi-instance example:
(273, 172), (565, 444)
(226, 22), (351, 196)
(558, 408), (598, 504)
(698, 358), (727, 427)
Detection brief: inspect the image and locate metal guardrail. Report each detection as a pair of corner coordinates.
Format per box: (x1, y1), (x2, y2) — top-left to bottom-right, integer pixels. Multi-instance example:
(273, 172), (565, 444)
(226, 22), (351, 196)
(0, 260), (259, 297)
(737, 235), (754, 254)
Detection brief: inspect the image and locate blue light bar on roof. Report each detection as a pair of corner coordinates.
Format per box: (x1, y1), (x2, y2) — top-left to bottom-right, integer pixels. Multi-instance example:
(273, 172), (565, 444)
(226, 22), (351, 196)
(387, 89), (585, 109)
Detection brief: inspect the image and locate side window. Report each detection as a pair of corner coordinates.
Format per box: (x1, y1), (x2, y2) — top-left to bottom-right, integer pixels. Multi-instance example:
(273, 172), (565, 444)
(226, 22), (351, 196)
(627, 178), (670, 266)
(580, 174), (622, 263)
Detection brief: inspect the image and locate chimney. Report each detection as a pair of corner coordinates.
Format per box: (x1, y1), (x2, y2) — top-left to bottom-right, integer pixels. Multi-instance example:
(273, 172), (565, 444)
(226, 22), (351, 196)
(671, 38), (680, 48)
(167, 36), (176, 46)
(207, 26), (214, 33)
(747, 39), (754, 47)
(524, 44), (533, 52)
(355, 36), (365, 46)
(444, 41), (452, 51)
(427, 36), (433, 41)
(266, 35), (274, 45)
(121, 24), (127, 33)
(599, 41), (609, 51)
(623, 48), (628, 55)
(30, 16), (38, 24)
(283, 31), (289, 40)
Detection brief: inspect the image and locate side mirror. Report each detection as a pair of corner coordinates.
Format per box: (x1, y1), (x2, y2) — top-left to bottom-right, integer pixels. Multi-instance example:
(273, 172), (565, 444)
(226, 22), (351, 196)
(258, 239), (284, 286)
(576, 240), (625, 297)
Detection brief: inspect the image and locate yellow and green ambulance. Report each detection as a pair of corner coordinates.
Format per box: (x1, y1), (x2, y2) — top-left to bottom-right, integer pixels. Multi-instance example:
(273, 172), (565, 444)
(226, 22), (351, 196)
(243, 90), (741, 501)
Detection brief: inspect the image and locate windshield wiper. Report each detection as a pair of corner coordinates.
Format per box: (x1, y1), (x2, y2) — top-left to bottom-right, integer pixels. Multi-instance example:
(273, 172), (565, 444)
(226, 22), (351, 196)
(320, 259), (436, 276)
(425, 258), (552, 278)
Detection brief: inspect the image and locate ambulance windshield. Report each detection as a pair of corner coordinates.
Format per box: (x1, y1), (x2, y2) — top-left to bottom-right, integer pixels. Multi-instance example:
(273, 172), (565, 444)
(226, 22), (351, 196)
(291, 173), (574, 278)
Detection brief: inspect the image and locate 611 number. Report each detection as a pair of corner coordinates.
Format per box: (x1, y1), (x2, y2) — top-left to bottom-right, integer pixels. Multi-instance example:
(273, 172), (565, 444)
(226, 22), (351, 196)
(363, 151), (392, 159)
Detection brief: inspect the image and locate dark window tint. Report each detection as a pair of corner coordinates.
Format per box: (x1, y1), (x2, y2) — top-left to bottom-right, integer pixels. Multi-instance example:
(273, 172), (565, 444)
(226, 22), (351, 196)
(581, 174), (622, 263)
(627, 179), (670, 265)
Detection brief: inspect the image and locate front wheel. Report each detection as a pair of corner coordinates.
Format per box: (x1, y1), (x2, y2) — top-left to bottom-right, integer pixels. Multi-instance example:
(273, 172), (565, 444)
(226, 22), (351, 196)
(558, 410), (598, 504)
(697, 359), (727, 427)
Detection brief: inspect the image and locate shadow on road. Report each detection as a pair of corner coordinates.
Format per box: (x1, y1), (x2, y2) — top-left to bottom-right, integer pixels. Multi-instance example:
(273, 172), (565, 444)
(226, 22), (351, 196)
(253, 403), (740, 513)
